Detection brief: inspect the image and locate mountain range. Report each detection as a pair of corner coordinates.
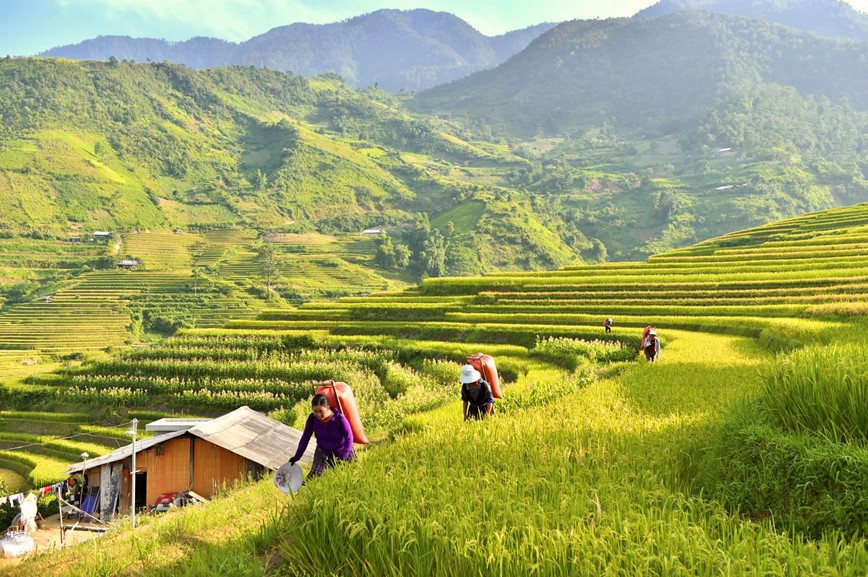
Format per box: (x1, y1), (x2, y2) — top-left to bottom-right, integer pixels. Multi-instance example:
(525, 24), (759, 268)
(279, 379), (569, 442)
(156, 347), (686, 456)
(1, 0), (866, 274)
(40, 9), (556, 93)
(39, 1), (868, 96)
(413, 9), (868, 138)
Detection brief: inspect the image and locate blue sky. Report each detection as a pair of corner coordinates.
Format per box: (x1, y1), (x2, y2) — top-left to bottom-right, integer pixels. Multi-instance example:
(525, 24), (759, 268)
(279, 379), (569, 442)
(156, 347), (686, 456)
(2, 0), (867, 56)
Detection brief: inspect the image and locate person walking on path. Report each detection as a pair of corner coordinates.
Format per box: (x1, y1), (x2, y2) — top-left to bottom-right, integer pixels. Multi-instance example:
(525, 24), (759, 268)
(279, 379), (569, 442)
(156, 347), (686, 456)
(642, 328), (661, 362)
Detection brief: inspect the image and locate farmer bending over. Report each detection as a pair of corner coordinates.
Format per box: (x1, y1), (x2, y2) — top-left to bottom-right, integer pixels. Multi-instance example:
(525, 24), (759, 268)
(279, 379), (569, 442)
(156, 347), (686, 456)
(289, 393), (355, 479)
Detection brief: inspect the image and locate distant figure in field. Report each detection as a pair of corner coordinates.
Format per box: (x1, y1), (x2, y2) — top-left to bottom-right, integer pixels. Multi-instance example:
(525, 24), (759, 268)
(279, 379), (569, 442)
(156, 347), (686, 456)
(460, 364), (494, 420)
(641, 327), (660, 362)
(289, 393), (355, 479)
(604, 317), (613, 333)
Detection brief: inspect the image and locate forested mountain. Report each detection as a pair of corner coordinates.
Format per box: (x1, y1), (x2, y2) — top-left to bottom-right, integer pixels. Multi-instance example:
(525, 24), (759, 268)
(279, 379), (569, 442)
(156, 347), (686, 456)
(413, 10), (868, 137)
(412, 10), (868, 257)
(635, 0), (868, 41)
(40, 9), (556, 93)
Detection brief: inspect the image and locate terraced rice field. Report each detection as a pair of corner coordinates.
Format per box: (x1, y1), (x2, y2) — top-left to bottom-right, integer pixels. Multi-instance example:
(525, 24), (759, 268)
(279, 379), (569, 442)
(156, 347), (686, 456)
(20, 203), (860, 457)
(220, 232), (395, 297)
(233, 205), (868, 349)
(0, 237), (111, 300)
(4, 204), (868, 576)
(0, 231), (263, 361)
(45, 203), (857, 433)
(0, 273), (134, 354)
(122, 231), (201, 270)
(0, 410), (154, 488)
(0, 228), (404, 377)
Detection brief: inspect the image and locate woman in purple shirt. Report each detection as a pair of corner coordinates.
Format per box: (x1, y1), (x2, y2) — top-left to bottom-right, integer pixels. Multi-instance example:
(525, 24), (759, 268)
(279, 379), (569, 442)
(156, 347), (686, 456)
(289, 394), (356, 478)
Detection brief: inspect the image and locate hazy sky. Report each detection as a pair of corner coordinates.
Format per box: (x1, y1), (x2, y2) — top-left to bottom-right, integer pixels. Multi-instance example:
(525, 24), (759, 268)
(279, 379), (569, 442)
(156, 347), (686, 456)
(2, 0), (867, 57)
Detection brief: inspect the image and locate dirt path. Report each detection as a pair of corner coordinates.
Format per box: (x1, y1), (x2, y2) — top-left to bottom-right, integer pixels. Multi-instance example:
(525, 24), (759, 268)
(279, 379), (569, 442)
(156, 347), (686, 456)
(0, 513), (103, 570)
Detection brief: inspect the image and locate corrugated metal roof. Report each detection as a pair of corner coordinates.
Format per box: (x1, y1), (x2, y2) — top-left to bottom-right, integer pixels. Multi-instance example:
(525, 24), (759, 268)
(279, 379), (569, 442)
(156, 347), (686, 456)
(190, 406), (316, 470)
(66, 429), (186, 474)
(66, 406), (317, 475)
(145, 417), (211, 433)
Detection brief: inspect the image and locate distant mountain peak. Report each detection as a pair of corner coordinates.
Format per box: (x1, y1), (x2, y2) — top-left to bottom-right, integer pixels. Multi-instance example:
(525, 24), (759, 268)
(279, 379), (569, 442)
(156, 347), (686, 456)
(40, 9), (556, 92)
(634, 0), (868, 41)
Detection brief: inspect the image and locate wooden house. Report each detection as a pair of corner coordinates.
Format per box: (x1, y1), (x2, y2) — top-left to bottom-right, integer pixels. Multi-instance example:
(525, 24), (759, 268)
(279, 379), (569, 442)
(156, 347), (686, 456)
(64, 406), (316, 521)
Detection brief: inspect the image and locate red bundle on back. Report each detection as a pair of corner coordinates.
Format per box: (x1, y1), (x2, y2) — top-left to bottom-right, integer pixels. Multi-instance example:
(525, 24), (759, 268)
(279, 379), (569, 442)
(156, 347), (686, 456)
(314, 380), (369, 444)
(466, 353), (503, 399)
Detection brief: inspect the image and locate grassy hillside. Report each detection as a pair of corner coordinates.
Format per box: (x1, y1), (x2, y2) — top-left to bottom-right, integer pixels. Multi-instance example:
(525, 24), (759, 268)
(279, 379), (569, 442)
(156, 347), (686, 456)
(3, 42), (868, 270)
(0, 58), (579, 273)
(3, 203), (868, 576)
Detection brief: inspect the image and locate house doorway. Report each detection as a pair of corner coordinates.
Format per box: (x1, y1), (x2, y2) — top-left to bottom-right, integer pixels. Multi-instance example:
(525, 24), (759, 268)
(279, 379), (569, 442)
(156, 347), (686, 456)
(134, 472), (147, 512)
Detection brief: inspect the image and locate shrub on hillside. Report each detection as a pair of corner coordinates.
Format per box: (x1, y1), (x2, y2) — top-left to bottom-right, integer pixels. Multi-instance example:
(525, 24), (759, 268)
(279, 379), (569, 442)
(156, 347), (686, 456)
(530, 336), (633, 370)
(1, 281), (38, 304)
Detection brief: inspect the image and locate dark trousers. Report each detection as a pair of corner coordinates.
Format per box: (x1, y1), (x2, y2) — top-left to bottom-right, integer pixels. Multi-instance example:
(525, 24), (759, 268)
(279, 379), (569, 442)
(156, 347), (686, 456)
(308, 446), (356, 479)
(466, 403), (494, 420)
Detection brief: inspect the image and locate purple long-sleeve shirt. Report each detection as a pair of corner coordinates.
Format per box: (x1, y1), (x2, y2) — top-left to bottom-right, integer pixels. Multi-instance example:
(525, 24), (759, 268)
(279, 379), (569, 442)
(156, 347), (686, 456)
(291, 409), (354, 461)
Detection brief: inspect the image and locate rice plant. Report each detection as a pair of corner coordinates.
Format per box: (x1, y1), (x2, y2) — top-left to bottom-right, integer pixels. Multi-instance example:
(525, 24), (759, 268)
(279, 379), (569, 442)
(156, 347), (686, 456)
(761, 343), (868, 444)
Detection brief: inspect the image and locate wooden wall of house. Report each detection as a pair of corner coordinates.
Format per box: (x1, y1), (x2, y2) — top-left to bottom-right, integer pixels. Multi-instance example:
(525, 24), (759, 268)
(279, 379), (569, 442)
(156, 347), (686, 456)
(136, 437), (193, 505)
(191, 438), (246, 498)
(83, 466), (101, 488)
(88, 435), (254, 514)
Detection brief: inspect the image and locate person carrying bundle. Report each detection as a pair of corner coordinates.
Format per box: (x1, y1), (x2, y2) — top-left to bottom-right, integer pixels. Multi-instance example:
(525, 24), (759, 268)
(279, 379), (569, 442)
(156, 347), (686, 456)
(460, 364), (494, 420)
(641, 327), (661, 362)
(288, 393), (356, 479)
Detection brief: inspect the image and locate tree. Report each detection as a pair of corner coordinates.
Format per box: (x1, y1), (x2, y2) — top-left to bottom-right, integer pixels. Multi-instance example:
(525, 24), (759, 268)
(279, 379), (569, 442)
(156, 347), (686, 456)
(394, 244), (411, 269)
(257, 242), (279, 299)
(418, 228), (447, 278)
(191, 267), (203, 296)
(375, 233), (397, 269)
(376, 232), (410, 270)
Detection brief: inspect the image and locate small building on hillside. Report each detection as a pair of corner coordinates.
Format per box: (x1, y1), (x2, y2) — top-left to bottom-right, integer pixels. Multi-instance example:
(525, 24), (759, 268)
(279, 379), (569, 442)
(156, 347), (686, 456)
(64, 406), (316, 521)
(362, 227), (384, 235)
(91, 231), (112, 242)
(117, 259), (140, 269)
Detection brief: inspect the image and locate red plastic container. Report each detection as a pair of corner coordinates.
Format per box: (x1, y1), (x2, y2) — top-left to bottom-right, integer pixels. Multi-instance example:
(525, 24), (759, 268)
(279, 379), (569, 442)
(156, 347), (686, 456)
(314, 380), (369, 444)
(466, 353), (503, 399)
